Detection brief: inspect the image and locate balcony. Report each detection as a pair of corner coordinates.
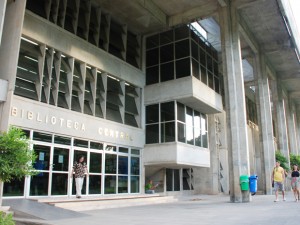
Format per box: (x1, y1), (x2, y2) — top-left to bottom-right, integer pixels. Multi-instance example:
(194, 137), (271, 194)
(144, 142), (210, 168)
(144, 76), (223, 114)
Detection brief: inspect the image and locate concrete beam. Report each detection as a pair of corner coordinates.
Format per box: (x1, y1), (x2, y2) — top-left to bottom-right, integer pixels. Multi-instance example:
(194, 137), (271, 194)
(238, 12), (259, 54)
(169, 1), (218, 27)
(137, 0), (167, 26)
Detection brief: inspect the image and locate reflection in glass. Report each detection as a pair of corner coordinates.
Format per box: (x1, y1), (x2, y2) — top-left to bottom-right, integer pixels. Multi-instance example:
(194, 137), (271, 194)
(146, 104), (159, 123)
(33, 145), (51, 171)
(30, 173), (49, 196)
(4, 178), (25, 197)
(51, 173), (68, 195)
(74, 139), (88, 148)
(186, 108), (194, 145)
(54, 135), (71, 145)
(118, 176), (128, 193)
(131, 157), (140, 175)
(33, 132), (52, 143)
(119, 147), (128, 153)
(161, 122), (175, 142)
(90, 152), (102, 173)
(161, 101), (174, 122)
(89, 175), (101, 194)
(105, 145), (116, 152)
(105, 176), (116, 194)
(118, 156), (128, 175)
(53, 148), (69, 171)
(146, 124), (159, 144)
(131, 149), (140, 155)
(131, 176), (139, 193)
(90, 142), (103, 150)
(177, 122), (185, 143)
(105, 154), (117, 174)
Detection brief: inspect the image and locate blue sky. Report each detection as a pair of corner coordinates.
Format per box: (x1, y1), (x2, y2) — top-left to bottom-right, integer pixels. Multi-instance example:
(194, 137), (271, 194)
(289, 0), (300, 35)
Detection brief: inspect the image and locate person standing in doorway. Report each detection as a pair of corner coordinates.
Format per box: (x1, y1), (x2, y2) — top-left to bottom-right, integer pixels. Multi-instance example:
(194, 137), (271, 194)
(271, 161), (286, 202)
(71, 155), (88, 198)
(291, 164), (300, 202)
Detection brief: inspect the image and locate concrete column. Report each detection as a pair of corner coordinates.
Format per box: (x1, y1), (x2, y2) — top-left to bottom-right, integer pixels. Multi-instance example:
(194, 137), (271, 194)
(219, 1), (250, 202)
(286, 100), (298, 154)
(272, 81), (289, 159)
(254, 54), (275, 194)
(296, 108), (300, 154)
(0, 0), (7, 45)
(0, 0), (26, 131)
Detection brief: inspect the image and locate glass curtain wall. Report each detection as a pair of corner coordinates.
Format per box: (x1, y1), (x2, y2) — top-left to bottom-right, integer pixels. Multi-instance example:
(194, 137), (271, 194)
(3, 130), (141, 197)
(146, 101), (208, 148)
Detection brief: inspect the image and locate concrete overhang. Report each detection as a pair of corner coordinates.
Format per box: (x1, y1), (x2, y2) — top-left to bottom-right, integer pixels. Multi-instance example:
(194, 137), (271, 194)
(144, 142), (210, 168)
(144, 76), (223, 114)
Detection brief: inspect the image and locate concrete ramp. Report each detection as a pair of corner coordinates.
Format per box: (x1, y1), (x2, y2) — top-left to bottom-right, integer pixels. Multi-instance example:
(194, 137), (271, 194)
(3, 199), (88, 221)
(39, 194), (178, 211)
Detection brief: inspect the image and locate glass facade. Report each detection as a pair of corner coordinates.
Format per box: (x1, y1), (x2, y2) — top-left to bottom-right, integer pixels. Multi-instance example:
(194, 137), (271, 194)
(15, 37), (141, 128)
(146, 25), (220, 94)
(146, 101), (208, 148)
(4, 130), (141, 197)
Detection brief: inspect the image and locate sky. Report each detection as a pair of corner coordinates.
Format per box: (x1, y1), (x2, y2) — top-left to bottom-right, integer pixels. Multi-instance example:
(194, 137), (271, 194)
(289, 0), (300, 35)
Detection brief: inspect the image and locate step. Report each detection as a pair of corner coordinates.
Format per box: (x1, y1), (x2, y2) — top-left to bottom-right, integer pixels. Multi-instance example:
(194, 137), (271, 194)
(45, 195), (178, 211)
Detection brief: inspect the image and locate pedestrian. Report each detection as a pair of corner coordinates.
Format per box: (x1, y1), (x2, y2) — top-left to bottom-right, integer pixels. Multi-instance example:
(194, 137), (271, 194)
(145, 180), (159, 194)
(291, 164), (300, 202)
(271, 161), (286, 202)
(71, 155), (88, 198)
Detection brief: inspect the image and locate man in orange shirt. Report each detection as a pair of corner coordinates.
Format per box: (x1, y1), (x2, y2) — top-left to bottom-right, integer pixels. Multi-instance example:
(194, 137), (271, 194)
(271, 161), (286, 202)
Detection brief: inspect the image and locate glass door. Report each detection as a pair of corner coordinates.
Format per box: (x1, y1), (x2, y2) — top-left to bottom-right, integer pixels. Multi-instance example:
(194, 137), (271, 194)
(72, 149), (88, 196)
(30, 145), (51, 196)
(50, 147), (70, 195)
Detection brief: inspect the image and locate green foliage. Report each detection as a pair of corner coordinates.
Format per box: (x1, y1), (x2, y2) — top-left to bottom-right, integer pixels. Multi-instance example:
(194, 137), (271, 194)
(275, 151), (289, 171)
(0, 211), (15, 225)
(290, 153), (300, 169)
(0, 127), (36, 183)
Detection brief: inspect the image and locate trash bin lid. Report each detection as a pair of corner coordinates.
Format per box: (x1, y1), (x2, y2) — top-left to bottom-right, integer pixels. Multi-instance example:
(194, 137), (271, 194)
(240, 175), (249, 181)
(249, 175), (258, 179)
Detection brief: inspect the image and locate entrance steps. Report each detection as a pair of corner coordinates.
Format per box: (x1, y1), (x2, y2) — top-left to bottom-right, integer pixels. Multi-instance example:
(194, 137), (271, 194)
(38, 194), (178, 211)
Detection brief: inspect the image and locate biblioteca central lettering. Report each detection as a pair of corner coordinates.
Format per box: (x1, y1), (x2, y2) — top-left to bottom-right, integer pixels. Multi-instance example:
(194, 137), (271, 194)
(10, 106), (133, 141)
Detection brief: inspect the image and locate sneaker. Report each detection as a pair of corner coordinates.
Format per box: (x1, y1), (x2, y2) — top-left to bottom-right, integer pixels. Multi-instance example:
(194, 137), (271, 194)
(295, 199), (298, 202)
(283, 198), (286, 201)
(274, 199), (279, 202)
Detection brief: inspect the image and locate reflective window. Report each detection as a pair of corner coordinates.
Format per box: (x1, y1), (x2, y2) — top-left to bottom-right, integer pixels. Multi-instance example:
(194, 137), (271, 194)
(90, 142), (103, 150)
(51, 173), (68, 195)
(54, 135), (71, 145)
(105, 175), (116, 194)
(131, 176), (139, 193)
(53, 147), (69, 171)
(89, 175), (101, 194)
(30, 173), (49, 196)
(3, 178), (25, 197)
(74, 139), (88, 148)
(105, 154), (117, 174)
(131, 157), (140, 175)
(90, 152), (102, 173)
(118, 176), (128, 193)
(33, 132), (52, 143)
(118, 156), (128, 175)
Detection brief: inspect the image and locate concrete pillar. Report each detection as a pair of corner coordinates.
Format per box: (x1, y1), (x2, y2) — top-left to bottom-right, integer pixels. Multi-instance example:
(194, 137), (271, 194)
(219, 1), (250, 202)
(0, 0), (7, 45)
(272, 81), (289, 159)
(0, 0), (26, 131)
(296, 108), (300, 154)
(254, 54), (275, 195)
(286, 101), (298, 155)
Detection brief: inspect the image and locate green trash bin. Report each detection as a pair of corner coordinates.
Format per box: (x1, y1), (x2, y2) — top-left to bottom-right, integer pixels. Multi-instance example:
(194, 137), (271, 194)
(240, 175), (249, 191)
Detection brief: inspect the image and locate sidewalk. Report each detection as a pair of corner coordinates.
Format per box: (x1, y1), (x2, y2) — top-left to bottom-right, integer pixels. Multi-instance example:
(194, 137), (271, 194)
(12, 191), (300, 225)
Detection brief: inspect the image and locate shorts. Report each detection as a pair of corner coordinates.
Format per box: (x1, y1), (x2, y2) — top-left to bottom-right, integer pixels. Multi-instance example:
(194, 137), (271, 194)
(291, 177), (300, 189)
(274, 181), (284, 191)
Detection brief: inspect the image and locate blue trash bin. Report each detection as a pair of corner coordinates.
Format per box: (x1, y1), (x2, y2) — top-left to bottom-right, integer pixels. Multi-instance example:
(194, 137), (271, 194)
(249, 175), (258, 193)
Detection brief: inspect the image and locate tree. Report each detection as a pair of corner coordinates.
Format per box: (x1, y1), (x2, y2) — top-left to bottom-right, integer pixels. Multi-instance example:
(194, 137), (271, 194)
(275, 150), (289, 171)
(290, 153), (300, 169)
(0, 127), (36, 206)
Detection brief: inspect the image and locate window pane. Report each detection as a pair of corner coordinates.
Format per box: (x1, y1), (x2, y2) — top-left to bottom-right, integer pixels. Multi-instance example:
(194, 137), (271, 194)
(33, 145), (51, 170)
(105, 154), (117, 174)
(125, 113), (138, 127)
(146, 48), (159, 66)
(166, 169), (172, 191)
(53, 147), (69, 171)
(131, 157), (140, 175)
(4, 178), (24, 197)
(161, 101), (175, 121)
(161, 122), (175, 143)
(146, 66), (159, 85)
(176, 58), (191, 79)
(30, 173), (49, 196)
(186, 107), (193, 145)
(131, 176), (140, 193)
(160, 62), (174, 82)
(177, 122), (185, 143)
(51, 173), (68, 195)
(54, 135), (71, 145)
(174, 169), (180, 191)
(160, 30), (173, 45)
(119, 147), (128, 153)
(33, 132), (52, 143)
(74, 139), (88, 148)
(131, 149), (140, 155)
(118, 156), (128, 174)
(118, 176), (128, 193)
(106, 145), (116, 152)
(90, 142), (103, 150)
(105, 175), (116, 194)
(160, 44), (174, 63)
(177, 102), (185, 122)
(175, 39), (190, 59)
(89, 175), (101, 194)
(146, 104), (159, 123)
(146, 124), (159, 144)
(106, 102), (122, 123)
(194, 111), (200, 128)
(146, 34), (159, 49)
(195, 128), (201, 147)
(90, 152), (102, 173)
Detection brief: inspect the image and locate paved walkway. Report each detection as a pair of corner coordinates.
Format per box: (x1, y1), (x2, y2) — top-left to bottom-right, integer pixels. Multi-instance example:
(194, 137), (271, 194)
(9, 191), (300, 225)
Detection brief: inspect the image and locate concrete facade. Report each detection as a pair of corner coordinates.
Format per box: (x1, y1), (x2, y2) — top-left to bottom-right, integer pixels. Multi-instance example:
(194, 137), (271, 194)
(0, 0), (300, 204)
